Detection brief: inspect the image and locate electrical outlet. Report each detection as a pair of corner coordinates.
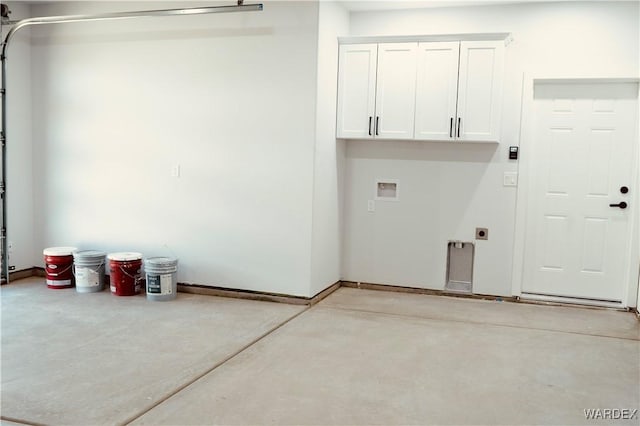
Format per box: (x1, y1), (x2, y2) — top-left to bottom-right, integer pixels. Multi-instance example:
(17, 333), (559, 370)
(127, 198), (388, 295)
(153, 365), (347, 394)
(476, 228), (489, 240)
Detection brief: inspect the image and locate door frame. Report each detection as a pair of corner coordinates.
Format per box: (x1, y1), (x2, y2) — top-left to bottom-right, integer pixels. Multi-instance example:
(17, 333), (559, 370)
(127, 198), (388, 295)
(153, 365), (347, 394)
(511, 74), (640, 308)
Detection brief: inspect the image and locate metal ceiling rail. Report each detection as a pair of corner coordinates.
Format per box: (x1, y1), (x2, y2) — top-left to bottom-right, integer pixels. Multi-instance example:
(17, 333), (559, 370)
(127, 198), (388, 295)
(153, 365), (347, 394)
(0, 2), (263, 283)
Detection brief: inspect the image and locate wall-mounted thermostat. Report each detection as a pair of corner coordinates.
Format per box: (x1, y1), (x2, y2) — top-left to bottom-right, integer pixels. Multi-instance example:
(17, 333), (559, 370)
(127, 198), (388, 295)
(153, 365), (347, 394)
(509, 146), (519, 160)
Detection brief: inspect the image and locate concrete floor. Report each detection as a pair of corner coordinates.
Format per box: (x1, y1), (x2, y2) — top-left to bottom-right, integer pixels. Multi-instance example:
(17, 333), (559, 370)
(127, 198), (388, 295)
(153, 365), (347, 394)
(1, 278), (639, 425)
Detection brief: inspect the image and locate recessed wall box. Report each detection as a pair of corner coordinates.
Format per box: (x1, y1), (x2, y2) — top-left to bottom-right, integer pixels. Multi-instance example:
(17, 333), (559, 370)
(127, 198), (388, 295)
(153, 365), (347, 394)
(445, 241), (474, 293)
(375, 179), (399, 201)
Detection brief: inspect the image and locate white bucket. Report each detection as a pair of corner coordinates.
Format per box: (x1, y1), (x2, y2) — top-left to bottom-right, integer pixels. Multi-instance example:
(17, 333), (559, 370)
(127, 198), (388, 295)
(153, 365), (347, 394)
(73, 250), (106, 293)
(144, 257), (178, 301)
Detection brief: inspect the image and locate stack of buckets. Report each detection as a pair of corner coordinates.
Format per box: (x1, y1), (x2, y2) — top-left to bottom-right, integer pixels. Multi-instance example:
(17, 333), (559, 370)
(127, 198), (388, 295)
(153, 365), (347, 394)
(43, 247), (178, 301)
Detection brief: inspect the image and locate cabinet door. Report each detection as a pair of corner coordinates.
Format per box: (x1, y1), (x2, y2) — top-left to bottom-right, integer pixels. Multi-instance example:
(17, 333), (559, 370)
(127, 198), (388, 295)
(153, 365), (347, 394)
(374, 42), (418, 140)
(456, 40), (504, 142)
(414, 42), (460, 140)
(336, 44), (378, 139)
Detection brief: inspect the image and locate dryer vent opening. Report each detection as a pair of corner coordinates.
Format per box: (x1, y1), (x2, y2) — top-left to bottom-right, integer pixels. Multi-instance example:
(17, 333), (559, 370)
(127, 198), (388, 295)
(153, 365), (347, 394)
(445, 241), (474, 294)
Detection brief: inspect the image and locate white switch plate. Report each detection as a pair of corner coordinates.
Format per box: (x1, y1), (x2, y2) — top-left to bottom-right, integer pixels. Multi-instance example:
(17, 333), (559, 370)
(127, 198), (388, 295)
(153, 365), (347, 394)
(171, 164), (180, 178)
(367, 200), (375, 212)
(503, 172), (518, 187)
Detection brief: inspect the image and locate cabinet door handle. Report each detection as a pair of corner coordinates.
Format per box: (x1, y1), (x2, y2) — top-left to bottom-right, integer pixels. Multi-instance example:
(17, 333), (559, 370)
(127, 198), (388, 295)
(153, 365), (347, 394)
(449, 118), (453, 138)
(368, 116), (372, 136)
(375, 116), (380, 136)
(609, 202), (628, 209)
(457, 117), (461, 138)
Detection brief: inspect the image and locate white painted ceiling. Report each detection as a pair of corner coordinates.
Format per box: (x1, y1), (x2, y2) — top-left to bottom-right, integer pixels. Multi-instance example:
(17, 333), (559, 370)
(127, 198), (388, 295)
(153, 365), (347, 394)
(19, 0), (639, 12)
(339, 0), (634, 12)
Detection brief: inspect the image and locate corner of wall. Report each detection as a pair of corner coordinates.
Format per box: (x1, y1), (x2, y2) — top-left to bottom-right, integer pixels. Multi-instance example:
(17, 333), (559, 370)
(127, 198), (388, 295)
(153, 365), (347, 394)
(3, 2), (35, 273)
(309, 1), (349, 297)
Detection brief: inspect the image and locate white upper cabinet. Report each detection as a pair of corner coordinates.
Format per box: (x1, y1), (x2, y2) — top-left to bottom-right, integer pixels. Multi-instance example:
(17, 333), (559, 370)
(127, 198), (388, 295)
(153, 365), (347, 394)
(336, 42), (417, 139)
(374, 43), (418, 140)
(336, 44), (378, 139)
(414, 40), (504, 142)
(456, 41), (504, 142)
(337, 36), (506, 142)
(414, 42), (460, 140)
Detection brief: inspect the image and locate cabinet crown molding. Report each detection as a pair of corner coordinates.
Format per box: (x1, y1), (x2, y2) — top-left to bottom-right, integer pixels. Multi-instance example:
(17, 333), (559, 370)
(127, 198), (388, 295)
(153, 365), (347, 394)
(339, 33), (512, 45)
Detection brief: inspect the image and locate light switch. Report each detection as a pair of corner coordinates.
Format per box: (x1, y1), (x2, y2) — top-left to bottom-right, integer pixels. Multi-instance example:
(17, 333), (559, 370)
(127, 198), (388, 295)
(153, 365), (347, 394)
(503, 172), (518, 187)
(367, 200), (375, 212)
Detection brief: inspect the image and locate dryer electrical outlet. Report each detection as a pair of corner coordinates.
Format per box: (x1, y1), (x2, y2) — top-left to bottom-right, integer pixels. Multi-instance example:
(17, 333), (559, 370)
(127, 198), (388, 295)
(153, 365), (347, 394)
(476, 228), (488, 240)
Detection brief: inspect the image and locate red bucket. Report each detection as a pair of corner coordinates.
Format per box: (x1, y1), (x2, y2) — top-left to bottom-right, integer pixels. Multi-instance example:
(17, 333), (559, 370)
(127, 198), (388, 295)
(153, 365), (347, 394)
(108, 252), (143, 296)
(43, 247), (77, 289)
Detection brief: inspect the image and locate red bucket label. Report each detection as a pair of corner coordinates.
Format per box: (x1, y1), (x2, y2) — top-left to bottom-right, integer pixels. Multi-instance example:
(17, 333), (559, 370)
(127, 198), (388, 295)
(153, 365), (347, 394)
(44, 254), (75, 289)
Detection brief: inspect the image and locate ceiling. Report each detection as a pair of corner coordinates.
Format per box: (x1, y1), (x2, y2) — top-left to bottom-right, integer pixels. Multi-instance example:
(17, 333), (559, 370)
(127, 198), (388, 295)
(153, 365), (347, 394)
(339, 0), (631, 12)
(17, 0), (638, 12)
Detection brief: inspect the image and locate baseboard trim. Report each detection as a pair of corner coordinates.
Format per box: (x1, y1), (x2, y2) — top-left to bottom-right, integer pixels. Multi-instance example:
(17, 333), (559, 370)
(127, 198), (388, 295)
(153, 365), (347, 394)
(519, 292), (626, 310)
(6, 268), (342, 306)
(177, 281), (341, 306)
(340, 281), (518, 302)
(9, 270), (631, 314)
(341, 281), (633, 311)
(7, 267), (44, 282)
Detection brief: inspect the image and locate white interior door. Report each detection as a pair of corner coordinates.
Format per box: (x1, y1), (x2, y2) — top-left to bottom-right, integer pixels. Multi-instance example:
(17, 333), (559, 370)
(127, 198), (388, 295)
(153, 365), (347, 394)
(374, 42), (417, 140)
(414, 41), (460, 141)
(336, 44), (377, 139)
(523, 82), (638, 302)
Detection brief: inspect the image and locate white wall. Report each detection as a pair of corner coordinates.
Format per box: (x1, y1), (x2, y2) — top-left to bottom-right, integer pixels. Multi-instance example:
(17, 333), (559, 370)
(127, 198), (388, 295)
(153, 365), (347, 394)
(22, 0), (638, 298)
(343, 1), (639, 296)
(3, 2), (34, 273)
(309, 1), (349, 297)
(31, 1), (321, 296)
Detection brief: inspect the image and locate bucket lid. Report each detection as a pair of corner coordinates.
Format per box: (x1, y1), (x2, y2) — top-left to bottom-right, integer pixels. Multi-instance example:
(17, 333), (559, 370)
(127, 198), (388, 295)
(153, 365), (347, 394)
(107, 252), (143, 261)
(43, 247), (77, 256)
(73, 250), (106, 259)
(145, 256), (178, 267)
